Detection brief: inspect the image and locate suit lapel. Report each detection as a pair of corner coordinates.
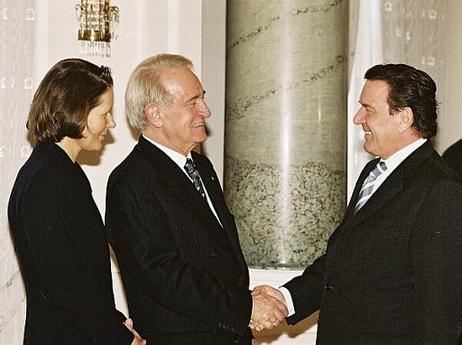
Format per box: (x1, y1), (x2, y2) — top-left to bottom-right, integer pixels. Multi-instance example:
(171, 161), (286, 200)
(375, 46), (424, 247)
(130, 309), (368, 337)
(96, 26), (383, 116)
(191, 153), (228, 224)
(352, 170), (404, 225)
(346, 158), (379, 218)
(192, 152), (248, 269)
(330, 158), (379, 235)
(136, 137), (222, 230)
(135, 137), (248, 278)
(350, 141), (434, 227)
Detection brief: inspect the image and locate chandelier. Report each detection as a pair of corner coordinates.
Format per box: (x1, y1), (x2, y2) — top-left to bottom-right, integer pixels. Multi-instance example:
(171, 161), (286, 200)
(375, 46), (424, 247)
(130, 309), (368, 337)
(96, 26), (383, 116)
(75, 0), (119, 57)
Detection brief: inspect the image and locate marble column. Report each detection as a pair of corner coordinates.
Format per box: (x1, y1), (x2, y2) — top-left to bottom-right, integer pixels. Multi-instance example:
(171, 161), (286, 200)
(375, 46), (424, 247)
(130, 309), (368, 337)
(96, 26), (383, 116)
(225, 0), (348, 268)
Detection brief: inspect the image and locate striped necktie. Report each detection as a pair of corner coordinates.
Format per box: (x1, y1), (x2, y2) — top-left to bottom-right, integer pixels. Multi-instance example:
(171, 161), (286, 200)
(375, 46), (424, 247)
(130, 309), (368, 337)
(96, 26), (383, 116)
(184, 158), (206, 198)
(355, 161), (387, 213)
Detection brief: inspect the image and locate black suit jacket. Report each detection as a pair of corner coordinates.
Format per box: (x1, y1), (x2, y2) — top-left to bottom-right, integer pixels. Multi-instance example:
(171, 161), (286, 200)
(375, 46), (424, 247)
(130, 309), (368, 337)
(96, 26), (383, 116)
(7, 143), (132, 345)
(284, 141), (462, 345)
(443, 138), (462, 177)
(106, 136), (252, 345)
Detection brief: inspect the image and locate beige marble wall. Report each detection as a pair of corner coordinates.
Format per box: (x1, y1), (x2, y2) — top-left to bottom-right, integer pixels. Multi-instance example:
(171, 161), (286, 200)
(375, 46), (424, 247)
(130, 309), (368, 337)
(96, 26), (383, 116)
(225, 0), (348, 268)
(0, 1), (34, 343)
(438, 0), (462, 153)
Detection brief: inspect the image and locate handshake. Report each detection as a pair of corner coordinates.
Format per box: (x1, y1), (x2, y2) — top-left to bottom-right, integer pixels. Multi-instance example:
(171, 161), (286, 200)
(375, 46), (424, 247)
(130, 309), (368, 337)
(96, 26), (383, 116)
(250, 285), (288, 332)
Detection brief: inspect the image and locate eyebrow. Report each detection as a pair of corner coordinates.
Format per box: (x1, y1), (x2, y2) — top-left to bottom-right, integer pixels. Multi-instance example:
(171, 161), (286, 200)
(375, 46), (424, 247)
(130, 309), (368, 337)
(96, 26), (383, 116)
(185, 89), (206, 103)
(359, 101), (375, 111)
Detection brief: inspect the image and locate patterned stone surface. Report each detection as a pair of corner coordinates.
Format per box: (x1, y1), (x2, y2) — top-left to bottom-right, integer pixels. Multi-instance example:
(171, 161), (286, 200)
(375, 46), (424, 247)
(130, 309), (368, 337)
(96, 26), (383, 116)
(225, 156), (345, 268)
(225, 0), (348, 268)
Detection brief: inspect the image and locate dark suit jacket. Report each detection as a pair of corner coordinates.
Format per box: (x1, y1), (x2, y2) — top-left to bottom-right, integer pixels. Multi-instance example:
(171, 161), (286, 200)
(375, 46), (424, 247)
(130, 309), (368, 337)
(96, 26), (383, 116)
(7, 142), (132, 345)
(284, 141), (462, 345)
(443, 138), (462, 177)
(105, 136), (252, 345)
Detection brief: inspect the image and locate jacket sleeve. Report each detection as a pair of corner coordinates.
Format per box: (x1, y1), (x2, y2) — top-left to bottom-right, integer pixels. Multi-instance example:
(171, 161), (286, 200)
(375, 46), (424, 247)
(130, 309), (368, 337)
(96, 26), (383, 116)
(412, 179), (462, 344)
(283, 254), (326, 325)
(21, 170), (133, 345)
(106, 173), (252, 336)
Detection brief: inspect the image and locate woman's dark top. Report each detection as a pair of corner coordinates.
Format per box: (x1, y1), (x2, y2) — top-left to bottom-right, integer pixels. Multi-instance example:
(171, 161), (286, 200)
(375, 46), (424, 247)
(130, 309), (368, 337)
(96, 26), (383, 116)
(8, 142), (132, 345)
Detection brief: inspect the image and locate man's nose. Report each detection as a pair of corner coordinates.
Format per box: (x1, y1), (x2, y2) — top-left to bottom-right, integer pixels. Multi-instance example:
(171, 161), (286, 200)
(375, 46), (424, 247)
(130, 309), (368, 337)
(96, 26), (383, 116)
(201, 101), (212, 118)
(353, 107), (365, 125)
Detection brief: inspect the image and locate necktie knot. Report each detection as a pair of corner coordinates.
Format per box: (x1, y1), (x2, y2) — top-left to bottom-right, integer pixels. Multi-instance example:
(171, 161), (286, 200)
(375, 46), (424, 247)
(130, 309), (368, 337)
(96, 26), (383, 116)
(370, 161), (387, 179)
(184, 158), (206, 198)
(355, 161), (387, 213)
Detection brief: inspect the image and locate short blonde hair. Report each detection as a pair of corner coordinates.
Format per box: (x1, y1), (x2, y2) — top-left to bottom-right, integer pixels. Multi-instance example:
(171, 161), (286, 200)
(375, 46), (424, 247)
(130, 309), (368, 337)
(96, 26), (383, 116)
(125, 54), (193, 131)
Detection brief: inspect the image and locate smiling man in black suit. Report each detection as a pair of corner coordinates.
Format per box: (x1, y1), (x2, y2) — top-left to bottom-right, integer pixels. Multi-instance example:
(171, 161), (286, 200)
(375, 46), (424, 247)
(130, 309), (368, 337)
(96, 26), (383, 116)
(253, 64), (462, 345)
(105, 54), (287, 345)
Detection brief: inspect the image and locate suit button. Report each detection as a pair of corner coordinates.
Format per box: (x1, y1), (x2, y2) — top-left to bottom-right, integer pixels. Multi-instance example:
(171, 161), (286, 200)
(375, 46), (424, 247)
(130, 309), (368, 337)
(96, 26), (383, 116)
(211, 251), (219, 259)
(325, 284), (333, 291)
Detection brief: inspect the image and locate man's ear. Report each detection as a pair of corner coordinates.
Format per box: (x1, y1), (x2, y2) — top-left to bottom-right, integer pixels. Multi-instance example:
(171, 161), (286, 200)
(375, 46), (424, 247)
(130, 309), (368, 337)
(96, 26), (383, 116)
(396, 107), (414, 134)
(144, 103), (162, 128)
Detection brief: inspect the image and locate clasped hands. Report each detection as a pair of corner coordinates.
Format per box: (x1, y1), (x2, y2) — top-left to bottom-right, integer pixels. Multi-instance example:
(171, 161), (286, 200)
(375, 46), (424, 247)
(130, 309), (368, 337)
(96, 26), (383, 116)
(250, 285), (288, 332)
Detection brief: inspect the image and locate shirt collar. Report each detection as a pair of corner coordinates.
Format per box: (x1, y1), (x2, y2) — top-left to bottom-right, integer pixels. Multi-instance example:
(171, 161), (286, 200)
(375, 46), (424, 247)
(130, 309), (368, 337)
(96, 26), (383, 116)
(142, 134), (192, 170)
(381, 138), (427, 172)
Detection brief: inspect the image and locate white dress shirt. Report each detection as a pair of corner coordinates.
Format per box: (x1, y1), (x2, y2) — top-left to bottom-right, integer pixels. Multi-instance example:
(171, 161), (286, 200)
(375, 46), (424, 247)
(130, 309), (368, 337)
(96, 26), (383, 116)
(371, 138), (427, 195)
(280, 137), (428, 316)
(143, 135), (222, 226)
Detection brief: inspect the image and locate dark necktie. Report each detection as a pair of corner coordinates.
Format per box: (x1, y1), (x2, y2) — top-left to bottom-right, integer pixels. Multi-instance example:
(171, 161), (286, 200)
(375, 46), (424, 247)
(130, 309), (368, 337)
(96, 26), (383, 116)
(184, 158), (206, 198)
(355, 161), (387, 213)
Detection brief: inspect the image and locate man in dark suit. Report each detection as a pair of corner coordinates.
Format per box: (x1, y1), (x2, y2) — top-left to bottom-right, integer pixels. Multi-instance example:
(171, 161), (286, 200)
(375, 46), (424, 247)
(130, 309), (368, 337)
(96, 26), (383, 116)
(443, 139), (462, 177)
(105, 54), (287, 345)
(253, 64), (462, 344)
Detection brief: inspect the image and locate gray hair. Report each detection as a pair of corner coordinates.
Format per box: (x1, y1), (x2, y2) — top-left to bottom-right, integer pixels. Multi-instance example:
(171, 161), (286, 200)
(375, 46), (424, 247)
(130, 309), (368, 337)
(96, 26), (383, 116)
(125, 54), (193, 131)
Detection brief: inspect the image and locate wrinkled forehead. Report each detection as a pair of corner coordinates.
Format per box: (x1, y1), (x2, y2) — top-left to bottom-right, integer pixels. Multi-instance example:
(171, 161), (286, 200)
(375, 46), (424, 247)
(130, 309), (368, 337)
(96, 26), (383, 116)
(160, 67), (203, 100)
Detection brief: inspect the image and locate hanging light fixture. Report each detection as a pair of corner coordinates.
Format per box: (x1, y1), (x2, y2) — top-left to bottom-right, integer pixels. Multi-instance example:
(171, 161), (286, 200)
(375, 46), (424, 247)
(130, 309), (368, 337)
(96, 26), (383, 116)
(75, 0), (119, 57)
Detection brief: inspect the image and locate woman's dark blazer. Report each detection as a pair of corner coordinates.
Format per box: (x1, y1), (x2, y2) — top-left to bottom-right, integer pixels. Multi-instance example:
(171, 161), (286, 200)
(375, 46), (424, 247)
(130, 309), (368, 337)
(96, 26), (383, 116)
(8, 142), (132, 345)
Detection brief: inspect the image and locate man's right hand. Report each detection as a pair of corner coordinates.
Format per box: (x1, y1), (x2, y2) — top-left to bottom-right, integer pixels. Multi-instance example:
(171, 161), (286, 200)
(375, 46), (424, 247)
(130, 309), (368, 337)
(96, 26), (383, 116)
(252, 285), (286, 304)
(250, 287), (288, 332)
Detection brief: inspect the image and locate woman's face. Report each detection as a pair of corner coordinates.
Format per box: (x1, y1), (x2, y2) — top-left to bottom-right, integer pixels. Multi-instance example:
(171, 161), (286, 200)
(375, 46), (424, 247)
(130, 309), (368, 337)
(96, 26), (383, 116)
(78, 88), (115, 151)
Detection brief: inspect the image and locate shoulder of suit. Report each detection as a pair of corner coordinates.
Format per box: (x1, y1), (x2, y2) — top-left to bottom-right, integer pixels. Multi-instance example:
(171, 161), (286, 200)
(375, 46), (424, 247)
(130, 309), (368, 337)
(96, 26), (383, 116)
(191, 151), (212, 166)
(402, 151), (462, 192)
(19, 145), (78, 186)
(110, 146), (152, 177)
(426, 152), (462, 182)
(442, 138), (462, 159)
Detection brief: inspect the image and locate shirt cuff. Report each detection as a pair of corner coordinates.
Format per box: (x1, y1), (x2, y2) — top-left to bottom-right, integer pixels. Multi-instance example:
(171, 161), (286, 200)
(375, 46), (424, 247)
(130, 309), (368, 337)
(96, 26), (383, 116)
(278, 286), (295, 316)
